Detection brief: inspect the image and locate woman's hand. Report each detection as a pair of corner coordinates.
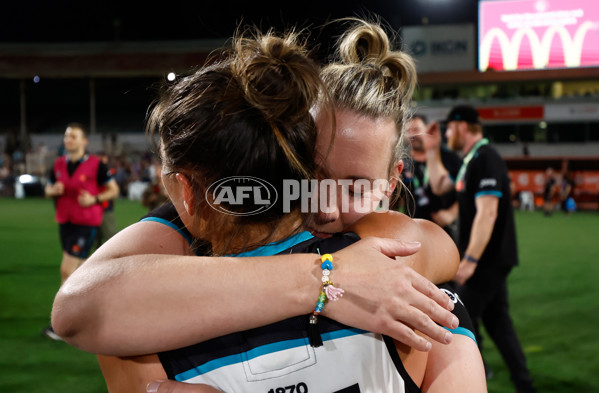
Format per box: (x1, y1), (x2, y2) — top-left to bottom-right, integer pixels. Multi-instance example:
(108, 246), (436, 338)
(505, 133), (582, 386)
(147, 380), (222, 393)
(424, 121), (442, 152)
(454, 260), (477, 286)
(324, 236), (458, 352)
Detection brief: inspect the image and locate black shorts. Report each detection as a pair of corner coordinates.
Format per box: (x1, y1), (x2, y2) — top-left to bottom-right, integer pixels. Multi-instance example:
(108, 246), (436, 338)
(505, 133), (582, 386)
(59, 222), (99, 258)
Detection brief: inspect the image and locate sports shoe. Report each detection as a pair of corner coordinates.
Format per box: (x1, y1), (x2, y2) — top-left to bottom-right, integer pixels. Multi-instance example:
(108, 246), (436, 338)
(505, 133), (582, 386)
(41, 325), (63, 341)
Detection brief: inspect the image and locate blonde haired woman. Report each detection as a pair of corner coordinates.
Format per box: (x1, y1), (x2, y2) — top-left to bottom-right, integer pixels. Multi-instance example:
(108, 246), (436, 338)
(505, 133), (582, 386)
(54, 19), (485, 393)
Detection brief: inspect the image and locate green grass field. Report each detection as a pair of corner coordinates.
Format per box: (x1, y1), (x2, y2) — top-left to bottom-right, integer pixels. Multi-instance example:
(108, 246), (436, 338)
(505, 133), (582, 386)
(1, 197), (598, 392)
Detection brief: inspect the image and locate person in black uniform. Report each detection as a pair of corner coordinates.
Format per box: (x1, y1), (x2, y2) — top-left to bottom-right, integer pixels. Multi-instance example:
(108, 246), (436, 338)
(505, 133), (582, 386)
(426, 104), (536, 393)
(401, 113), (462, 243)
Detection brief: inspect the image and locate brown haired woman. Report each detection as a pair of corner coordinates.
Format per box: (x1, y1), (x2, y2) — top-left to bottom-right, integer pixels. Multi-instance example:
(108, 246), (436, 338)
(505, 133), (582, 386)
(54, 20), (484, 393)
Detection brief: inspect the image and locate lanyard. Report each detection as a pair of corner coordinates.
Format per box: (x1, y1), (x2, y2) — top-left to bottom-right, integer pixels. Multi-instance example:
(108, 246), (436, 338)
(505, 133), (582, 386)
(455, 138), (489, 185)
(412, 167), (429, 190)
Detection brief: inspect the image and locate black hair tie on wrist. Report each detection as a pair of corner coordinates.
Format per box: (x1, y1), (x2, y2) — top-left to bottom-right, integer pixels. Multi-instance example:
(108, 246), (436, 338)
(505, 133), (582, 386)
(464, 254), (479, 263)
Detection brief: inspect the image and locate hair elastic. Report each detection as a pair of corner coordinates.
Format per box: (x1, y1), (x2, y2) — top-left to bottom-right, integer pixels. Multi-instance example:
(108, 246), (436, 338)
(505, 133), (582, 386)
(464, 254), (479, 264)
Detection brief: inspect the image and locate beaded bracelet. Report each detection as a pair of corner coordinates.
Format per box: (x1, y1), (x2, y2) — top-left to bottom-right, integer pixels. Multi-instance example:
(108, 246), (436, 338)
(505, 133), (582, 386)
(308, 253), (344, 347)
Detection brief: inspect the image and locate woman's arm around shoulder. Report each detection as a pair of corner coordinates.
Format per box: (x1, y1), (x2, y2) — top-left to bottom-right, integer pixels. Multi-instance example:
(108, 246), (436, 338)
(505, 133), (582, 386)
(52, 220), (196, 353)
(52, 219), (328, 356)
(53, 217), (457, 357)
(322, 213), (460, 352)
(346, 210), (460, 283)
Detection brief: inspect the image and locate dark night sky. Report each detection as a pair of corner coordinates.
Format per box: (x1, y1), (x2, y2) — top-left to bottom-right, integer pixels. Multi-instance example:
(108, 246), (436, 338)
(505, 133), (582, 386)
(0, 0), (478, 43)
(0, 0), (479, 135)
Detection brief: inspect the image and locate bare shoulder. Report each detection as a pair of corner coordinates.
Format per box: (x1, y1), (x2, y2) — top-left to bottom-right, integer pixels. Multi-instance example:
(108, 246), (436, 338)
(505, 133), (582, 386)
(345, 211), (441, 242)
(346, 211), (459, 280)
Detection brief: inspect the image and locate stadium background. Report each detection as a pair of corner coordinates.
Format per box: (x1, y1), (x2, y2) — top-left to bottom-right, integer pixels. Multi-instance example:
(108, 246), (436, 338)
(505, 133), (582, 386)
(1, 0), (598, 392)
(1, 0), (598, 208)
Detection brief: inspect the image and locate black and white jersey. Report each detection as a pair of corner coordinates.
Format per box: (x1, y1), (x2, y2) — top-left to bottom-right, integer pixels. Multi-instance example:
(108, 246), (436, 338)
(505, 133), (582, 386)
(154, 229), (476, 393)
(140, 202), (211, 256)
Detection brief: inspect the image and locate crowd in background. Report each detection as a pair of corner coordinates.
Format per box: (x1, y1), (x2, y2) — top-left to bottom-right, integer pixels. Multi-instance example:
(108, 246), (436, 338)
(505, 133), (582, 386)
(0, 137), (167, 208)
(0, 134), (583, 216)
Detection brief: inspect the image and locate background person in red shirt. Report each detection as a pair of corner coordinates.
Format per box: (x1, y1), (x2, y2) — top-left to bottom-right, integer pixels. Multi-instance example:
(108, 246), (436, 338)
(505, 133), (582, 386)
(43, 122), (119, 340)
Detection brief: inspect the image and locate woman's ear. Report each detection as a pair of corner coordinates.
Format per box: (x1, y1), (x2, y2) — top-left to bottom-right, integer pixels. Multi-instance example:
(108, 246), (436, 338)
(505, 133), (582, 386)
(386, 160), (404, 197)
(175, 173), (195, 217)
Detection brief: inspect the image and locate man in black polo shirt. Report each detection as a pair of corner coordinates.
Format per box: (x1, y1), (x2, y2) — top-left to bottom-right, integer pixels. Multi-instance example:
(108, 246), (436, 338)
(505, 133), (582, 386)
(425, 105), (536, 393)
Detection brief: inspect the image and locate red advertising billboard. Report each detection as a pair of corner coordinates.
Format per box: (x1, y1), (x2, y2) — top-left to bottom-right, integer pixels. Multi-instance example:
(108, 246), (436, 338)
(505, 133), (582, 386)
(477, 105), (544, 121)
(479, 0), (599, 71)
